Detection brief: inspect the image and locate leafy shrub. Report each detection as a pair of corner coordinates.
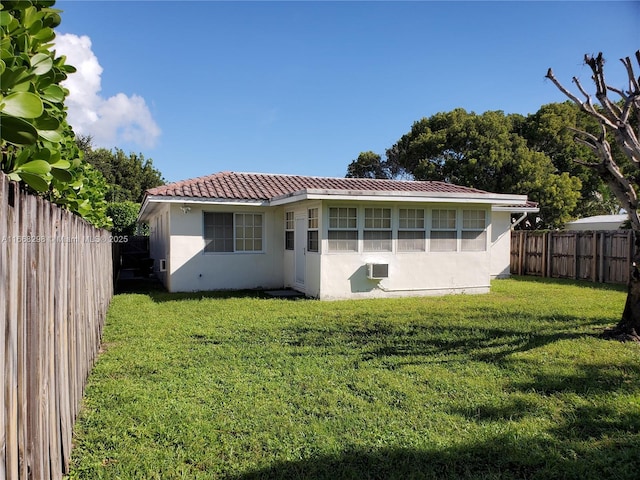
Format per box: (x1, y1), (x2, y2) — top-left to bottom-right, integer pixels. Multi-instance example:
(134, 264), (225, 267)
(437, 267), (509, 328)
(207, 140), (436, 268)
(1, 0), (112, 228)
(106, 201), (143, 235)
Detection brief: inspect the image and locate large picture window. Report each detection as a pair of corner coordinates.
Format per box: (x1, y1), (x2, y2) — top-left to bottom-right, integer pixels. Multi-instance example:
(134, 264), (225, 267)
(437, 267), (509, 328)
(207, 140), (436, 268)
(328, 207), (358, 252)
(364, 208), (392, 251)
(204, 212), (263, 253)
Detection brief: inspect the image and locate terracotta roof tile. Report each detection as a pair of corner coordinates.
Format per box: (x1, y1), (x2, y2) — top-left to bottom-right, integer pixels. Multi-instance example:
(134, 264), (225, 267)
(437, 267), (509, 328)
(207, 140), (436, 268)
(145, 171), (494, 201)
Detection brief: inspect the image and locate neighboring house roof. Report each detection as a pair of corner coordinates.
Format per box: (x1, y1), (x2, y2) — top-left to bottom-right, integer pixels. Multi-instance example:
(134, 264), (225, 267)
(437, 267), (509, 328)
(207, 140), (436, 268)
(564, 214), (628, 231)
(140, 171), (537, 220)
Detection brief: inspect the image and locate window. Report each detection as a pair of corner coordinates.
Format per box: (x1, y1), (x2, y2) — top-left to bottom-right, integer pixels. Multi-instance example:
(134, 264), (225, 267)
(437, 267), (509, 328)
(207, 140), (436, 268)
(204, 212), (233, 252)
(285, 211), (294, 250)
(235, 213), (263, 251)
(398, 208), (425, 252)
(307, 208), (319, 252)
(328, 207), (358, 252)
(204, 212), (263, 253)
(364, 208), (392, 251)
(430, 209), (457, 252)
(461, 210), (487, 251)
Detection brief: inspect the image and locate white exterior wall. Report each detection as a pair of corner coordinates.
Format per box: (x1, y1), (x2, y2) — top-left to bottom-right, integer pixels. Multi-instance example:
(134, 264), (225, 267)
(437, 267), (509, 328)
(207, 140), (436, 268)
(490, 210), (513, 279)
(148, 203), (171, 288)
(319, 251), (490, 300)
(317, 202), (492, 300)
(166, 203), (285, 292)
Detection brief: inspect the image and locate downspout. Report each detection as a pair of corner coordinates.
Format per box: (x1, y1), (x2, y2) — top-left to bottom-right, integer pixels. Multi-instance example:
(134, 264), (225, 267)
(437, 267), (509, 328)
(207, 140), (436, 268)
(510, 212), (528, 231)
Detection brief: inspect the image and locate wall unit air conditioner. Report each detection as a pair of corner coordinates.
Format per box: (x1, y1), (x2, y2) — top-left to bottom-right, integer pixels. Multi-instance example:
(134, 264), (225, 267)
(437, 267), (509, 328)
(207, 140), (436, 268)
(366, 263), (389, 279)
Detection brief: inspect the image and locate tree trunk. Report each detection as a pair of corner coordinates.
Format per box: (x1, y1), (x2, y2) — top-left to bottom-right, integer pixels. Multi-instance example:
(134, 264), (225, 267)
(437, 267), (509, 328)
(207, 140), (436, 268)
(604, 230), (640, 341)
(546, 51), (640, 342)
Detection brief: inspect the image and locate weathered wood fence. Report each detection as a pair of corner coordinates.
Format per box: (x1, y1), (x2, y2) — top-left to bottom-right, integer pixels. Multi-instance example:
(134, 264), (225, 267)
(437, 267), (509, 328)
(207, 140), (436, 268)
(1, 172), (113, 479)
(511, 230), (633, 284)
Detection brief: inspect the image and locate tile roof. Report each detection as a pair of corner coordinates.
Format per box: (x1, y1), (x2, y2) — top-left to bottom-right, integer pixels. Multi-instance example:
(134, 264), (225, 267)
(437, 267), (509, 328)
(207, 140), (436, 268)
(145, 171), (493, 201)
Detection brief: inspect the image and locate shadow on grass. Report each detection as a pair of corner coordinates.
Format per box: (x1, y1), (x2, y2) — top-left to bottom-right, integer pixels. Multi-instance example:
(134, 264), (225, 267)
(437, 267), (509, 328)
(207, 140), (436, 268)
(282, 311), (608, 366)
(229, 422), (640, 480)
(231, 362), (640, 479)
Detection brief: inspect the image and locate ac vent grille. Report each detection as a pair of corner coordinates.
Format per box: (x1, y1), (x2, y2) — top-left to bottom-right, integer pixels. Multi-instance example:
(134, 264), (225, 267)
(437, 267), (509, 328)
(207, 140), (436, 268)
(367, 263), (388, 279)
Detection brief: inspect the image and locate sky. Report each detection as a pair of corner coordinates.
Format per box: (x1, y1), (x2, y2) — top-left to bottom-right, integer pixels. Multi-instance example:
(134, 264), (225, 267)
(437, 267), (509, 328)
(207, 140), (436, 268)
(53, 0), (639, 184)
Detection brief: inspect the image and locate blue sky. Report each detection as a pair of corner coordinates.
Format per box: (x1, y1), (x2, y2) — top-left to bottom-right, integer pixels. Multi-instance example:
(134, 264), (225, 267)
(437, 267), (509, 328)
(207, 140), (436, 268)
(54, 1), (639, 183)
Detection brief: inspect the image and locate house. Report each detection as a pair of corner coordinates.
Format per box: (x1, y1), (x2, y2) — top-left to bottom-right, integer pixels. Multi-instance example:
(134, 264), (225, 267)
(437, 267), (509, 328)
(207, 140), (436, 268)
(564, 214), (628, 231)
(138, 171), (538, 300)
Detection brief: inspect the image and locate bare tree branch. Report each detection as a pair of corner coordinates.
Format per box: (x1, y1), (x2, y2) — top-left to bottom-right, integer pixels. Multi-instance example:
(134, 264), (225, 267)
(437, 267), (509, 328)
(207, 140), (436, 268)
(546, 68), (583, 104)
(621, 55), (640, 93)
(573, 75), (593, 102)
(607, 84), (627, 100)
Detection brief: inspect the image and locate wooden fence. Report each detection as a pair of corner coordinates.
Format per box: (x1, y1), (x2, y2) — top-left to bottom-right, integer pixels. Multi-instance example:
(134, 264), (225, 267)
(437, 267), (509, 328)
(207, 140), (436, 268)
(511, 230), (633, 284)
(1, 172), (113, 479)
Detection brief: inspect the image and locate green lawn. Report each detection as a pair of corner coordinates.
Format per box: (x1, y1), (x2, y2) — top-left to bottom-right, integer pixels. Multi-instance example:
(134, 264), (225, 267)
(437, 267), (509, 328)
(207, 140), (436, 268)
(68, 277), (640, 479)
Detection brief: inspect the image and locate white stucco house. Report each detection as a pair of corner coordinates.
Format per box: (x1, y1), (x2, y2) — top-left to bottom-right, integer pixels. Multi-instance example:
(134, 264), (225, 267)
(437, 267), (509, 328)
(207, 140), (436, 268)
(138, 171), (538, 300)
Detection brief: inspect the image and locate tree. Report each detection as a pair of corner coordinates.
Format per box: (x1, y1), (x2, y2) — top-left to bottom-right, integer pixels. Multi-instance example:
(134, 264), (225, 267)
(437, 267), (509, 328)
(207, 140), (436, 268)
(384, 109), (582, 229)
(522, 102), (622, 217)
(77, 136), (165, 203)
(0, 1), (111, 228)
(546, 51), (640, 341)
(106, 201), (144, 235)
(346, 151), (389, 179)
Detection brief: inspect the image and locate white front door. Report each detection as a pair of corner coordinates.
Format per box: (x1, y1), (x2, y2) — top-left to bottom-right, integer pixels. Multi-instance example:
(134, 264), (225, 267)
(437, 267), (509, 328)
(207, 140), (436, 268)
(294, 216), (305, 287)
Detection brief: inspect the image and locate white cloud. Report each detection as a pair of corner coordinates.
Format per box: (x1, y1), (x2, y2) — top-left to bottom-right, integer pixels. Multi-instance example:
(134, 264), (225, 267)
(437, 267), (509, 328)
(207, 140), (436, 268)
(54, 33), (161, 148)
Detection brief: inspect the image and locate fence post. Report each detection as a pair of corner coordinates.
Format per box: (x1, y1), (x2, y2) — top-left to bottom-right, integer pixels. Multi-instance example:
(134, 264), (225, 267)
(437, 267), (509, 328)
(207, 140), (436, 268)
(521, 231), (527, 275)
(592, 231), (597, 283)
(541, 231), (548, 278)
(573, 232), (580, 280)
(547, 231), (553, 278)
(628, 230), (634, 284)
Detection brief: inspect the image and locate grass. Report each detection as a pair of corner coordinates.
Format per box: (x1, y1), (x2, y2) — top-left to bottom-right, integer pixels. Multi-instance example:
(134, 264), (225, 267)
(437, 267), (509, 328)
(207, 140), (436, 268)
(67, 277), (640, 479)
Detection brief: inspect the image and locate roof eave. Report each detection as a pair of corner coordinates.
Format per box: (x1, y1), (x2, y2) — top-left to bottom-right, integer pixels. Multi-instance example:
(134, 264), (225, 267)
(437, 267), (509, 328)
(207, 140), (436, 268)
(139, 190), (534, 217)
(270, 188), (530, 206)
(137, 195), (268, 222)
(492, 205), (540, 213)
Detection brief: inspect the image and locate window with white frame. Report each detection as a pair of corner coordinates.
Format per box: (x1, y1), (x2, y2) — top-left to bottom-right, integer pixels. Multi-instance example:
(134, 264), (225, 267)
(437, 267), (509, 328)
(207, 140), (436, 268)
(235, 213), (263, 251)
(285, 211), (294, 250)
(307, 208), (319, 252)
(430, 209), (457, 252)
(204, 212), (263, 253)
(364, 207), (392, 252)
(398, 208), (425, 252)
(461, 209), (487, 251)
(328, 207), (358, 252)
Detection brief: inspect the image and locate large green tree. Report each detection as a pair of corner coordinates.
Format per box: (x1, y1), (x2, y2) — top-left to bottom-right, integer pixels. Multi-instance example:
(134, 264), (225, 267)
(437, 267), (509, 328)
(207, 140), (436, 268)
(77, 135), (164, 203)
(547, 51), (640, 341)
(347, 104), (626, 228)
(346, 151), (390, 179)
(0, 0), (111, 228)
(522, 102), (621, 217)
(383, 109), (582, 229)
